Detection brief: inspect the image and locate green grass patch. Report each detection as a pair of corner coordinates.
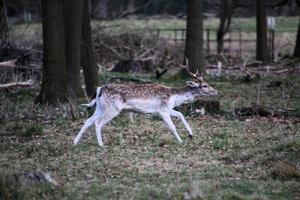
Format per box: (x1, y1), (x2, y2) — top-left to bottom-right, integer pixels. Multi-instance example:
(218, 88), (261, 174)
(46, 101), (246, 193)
(4, 122), (43, 138)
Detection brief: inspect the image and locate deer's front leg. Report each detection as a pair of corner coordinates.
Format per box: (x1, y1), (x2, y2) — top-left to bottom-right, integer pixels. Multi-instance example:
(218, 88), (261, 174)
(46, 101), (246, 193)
(170, 110), (193, 139)
(159, 112), (183, 143)
(95, 109), (120, 147)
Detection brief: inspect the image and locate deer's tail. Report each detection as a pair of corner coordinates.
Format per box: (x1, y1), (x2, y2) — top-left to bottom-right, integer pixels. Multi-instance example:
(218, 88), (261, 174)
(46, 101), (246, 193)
(81, 87), (102, 108)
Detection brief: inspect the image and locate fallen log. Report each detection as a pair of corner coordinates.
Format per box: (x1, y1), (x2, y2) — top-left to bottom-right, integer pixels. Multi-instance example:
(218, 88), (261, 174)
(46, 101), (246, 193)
(0, 79), (34, 90)
(234, 104), (300, 118)
(234, 104), (271, 117)
(0, 59), (17, 68)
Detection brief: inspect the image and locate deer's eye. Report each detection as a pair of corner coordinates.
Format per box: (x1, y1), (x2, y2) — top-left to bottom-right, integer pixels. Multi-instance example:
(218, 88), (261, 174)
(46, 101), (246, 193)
(202, 85), (208, 88)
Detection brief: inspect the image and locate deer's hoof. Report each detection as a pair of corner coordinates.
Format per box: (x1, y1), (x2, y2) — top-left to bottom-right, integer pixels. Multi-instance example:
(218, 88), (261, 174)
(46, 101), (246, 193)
(188, 135), (193, 140)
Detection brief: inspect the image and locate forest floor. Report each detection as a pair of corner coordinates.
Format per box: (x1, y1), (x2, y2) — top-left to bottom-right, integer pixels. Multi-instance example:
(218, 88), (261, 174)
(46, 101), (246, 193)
(0, 73), (299, 199)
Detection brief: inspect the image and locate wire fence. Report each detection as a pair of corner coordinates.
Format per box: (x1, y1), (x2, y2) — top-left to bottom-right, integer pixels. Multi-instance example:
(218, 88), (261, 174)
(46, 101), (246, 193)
(151, 28), (297, 59)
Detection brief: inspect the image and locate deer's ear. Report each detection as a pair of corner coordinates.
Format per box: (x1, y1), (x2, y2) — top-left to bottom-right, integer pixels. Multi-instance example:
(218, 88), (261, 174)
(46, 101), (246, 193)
(186, 81), (200, 88)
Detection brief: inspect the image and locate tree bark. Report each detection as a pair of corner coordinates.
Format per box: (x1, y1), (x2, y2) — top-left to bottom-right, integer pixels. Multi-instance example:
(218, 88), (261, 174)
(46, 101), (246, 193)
(37, 0), (68, 104)
(293, 17), (300, 58)
(64, 0), (85, 98)
(256, 0), (270, 64)
(81, 0), (100, 97)
(183, 0), (204, 75)
(0, 0), (8, 49)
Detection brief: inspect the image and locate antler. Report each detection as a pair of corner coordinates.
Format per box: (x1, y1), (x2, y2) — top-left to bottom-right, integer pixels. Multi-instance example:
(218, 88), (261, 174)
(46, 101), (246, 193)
(180, 58), (203, 81)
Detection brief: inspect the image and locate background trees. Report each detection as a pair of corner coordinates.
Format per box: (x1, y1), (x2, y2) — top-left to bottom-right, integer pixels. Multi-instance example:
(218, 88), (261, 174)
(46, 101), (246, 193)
(3, 0), (299, 104)
(37, 0), (99, 104)
(206, 0), (245, 55)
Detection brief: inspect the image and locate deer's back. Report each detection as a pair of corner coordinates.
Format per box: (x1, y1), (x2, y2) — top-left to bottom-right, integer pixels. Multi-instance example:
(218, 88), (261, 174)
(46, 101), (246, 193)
(102, 84), (172, 101)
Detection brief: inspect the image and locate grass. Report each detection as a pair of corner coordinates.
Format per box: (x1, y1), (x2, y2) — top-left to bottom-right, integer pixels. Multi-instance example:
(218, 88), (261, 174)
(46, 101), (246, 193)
(0, 74), (300, 199)
(94, 17), (298, 46)
(95, 16), (299, 31)
(10, 16), (298, 42)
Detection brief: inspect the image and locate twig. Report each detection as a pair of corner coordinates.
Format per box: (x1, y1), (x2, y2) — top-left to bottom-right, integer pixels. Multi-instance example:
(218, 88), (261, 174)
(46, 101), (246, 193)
(256, 81), (261, 104)
(135, 46), (155, 60)
(282, 85), (288, 109)
(68, 99), (78, 121)
(220, 53), (228, 65)
(98, 41), (126, 60)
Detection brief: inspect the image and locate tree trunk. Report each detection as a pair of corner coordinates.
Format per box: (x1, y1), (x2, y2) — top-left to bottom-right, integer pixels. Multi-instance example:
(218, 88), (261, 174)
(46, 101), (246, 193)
(256, 0), (270, 64)
(64, 0), (85, 98)
(127, 0), (135, 13)
(183, 0), (204, 74)
(0, 0), (8, 49)
(37, 0), (68, 104)
(96, 0), (109, 19)
(81, 0), (100, 97)
(293, 17), (300, 58)
(217, 0), (232, 54)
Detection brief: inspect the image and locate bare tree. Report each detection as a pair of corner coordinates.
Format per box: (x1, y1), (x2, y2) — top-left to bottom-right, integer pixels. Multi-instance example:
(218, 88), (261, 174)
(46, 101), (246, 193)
(92, 0), (109, 19)
(37, 0), (68, 104)
(0, 0), (8, 49)
(256, 0), (270, 64)
(183, 0), (204, 74)
(216, 0), (233, 54)
(81, 0), (100, 97)
(214, 0), (250, 54)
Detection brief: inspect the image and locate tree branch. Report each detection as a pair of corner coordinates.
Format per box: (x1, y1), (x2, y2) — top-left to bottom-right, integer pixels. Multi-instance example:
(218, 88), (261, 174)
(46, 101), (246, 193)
(0, 80), (34, 90)
(266, 0), (289, 9)
(0, 59), (17, 68)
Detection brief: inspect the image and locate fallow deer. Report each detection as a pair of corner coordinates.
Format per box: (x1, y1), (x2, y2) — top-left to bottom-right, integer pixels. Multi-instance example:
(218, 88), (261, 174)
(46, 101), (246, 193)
(74, 65), (217, 147)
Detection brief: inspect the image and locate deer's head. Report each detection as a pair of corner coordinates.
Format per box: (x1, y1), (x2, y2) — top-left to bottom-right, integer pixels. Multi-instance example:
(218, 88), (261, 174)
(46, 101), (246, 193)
(181, 61), (218, 97)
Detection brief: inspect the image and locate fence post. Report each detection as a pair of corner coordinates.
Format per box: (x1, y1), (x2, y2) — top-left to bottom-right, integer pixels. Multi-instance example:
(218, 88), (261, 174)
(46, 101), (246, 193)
(229, 29), (232, 55)
(239, 28), (242, 56)
(206, 29), (210, 55)
(156, 29), (160, 39)
(181, 29), (185, 41)
(271, 29), (275, 61)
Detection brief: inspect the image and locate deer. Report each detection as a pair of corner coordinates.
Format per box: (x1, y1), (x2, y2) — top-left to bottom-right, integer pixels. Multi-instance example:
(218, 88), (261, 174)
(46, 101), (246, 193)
(74, 64), (218, 147)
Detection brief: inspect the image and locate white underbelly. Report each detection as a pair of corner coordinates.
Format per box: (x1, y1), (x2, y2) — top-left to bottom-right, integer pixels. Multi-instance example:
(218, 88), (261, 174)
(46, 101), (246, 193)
(125, 99), (162, 113)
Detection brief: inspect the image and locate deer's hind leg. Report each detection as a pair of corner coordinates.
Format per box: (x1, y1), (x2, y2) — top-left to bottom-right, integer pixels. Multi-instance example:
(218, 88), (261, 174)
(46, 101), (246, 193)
(74, 113), (100, 145)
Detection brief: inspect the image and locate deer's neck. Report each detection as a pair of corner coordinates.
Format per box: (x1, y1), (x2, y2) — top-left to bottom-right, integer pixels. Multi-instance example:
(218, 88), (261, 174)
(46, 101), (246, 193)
(171, 86), (198, 107)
